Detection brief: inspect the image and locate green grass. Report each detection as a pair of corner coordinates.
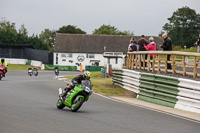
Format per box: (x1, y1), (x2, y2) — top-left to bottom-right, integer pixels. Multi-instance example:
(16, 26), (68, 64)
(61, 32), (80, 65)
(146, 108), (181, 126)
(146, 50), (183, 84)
(8, 64), (34, 70)
(64, 72), (127, 96)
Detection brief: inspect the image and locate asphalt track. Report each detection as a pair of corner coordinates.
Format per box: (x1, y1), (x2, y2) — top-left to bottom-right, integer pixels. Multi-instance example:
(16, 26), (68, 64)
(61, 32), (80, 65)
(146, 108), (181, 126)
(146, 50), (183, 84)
(0, 71), (200, 133)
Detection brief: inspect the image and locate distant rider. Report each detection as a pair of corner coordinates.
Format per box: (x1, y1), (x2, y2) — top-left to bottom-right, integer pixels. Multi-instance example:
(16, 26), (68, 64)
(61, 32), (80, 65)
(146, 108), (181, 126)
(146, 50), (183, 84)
(33, 67), (38, 72)
(62, 71), (92, 97)
(0, 58), (8, 76)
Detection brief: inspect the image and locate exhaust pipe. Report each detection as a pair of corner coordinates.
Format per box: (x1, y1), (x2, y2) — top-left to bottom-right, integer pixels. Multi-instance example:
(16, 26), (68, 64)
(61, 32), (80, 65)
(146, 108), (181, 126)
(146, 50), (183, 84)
(58, 88), (63, 95)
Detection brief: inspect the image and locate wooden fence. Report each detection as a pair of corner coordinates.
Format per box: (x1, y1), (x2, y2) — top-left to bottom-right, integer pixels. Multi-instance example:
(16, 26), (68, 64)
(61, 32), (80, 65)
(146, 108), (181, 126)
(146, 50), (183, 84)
(126, 51), (200, 78)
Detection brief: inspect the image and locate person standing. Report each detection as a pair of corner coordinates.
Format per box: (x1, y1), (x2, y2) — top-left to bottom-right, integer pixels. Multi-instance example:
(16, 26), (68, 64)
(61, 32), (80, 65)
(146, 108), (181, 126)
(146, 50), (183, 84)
(159, 33), (172, 69)
(128, 41), (137, 52)
(197, 38), (200, 53)
(137, 35), (149, 67)
(144, 37), (157, 67)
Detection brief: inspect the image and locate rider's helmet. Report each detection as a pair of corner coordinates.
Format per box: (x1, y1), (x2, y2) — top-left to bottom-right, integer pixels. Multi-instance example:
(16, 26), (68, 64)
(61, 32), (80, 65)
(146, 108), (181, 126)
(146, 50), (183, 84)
(1, 58), (5, 63)
(84, 71), (91, 80)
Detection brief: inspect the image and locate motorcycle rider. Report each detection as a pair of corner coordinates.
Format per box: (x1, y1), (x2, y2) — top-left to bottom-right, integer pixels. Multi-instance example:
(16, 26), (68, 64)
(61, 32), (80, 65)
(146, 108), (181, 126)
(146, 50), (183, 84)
(0, 58), (8, 77)
(33, 67), (38, 72)
(54, 66), (59, 75)
(62, 71), (92, 97)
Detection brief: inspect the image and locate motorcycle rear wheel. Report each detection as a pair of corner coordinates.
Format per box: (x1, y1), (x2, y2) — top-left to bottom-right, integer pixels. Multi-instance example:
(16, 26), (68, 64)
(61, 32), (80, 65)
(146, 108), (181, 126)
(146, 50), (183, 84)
(71, 97), (84, 112)
(57, 99), (65, 109)
(0, 73), (1, 80)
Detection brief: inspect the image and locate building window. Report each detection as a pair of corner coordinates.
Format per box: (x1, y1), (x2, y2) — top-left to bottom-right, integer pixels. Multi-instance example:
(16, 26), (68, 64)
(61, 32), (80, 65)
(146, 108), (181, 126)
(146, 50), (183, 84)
(86, 53), (95, 58)
(61, 53), (72, 58)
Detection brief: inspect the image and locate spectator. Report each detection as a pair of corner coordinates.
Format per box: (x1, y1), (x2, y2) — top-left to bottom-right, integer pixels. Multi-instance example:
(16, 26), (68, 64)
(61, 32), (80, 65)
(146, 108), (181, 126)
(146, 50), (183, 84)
(144, 37), (157, 67)
(137, 35), (149, 67)
(128, 41), (137, 52)
(145, 37), (157, 57)
(197, 37), (200, 62)
(197, 38), (200, 53)
(159, 33), (172, 69)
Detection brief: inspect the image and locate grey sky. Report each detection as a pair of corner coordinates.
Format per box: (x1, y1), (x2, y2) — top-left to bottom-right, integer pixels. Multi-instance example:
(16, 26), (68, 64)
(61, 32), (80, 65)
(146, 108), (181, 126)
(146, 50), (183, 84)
(1, 0), (200, 36)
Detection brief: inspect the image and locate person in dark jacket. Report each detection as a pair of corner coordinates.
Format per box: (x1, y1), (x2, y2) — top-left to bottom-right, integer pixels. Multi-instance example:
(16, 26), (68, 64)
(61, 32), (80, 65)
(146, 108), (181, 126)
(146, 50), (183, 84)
(62, 71), (92, 97)
(128, 41), (137, 52)
(137, 35), (149, 67)
(159, 33), (172, 69)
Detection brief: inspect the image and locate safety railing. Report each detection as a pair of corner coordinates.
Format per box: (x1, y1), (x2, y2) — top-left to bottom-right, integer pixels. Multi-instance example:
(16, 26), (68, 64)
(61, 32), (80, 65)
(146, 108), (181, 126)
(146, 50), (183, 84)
(112, 69), (200, 114)
(126, 51), (200, 78)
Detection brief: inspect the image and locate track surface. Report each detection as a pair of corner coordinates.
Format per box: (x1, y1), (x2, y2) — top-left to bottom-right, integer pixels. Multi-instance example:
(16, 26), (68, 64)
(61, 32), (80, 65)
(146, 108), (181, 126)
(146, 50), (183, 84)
(0, 71), (200, 133)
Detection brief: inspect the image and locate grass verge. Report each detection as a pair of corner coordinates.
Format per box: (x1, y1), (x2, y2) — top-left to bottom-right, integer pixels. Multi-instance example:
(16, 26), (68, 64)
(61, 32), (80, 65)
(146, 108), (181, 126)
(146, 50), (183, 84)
(63, 72), (128, 96)
(8, 64), (34, 70)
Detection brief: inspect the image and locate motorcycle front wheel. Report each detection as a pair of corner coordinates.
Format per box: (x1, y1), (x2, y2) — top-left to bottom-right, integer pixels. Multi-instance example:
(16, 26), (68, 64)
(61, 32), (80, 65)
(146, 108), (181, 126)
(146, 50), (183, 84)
(71, 97), (84, 112)
(56, 99), (65, 109)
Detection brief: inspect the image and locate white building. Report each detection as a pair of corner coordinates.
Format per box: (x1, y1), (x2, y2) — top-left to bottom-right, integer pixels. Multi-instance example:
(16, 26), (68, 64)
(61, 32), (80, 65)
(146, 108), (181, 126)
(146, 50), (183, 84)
(54, 33), (163, 71)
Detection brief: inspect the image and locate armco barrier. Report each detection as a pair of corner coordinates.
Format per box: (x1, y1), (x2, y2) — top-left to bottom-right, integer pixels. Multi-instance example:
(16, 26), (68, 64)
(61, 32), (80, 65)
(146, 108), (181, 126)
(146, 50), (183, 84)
(122, 69), (140, 94)
(5, 58), (27, 65)
(44, 65), (77, 71)
(112, 69), (123, 88)
(85, 66), (104, 71)
(112, 69), (200, 113)
(101, 68), (106, 77)
(5, 58), (42, 67)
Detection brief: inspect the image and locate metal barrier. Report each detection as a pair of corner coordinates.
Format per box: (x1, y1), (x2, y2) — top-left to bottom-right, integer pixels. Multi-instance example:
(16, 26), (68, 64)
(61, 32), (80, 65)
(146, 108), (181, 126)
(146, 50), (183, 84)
(112, 69), (200, 113)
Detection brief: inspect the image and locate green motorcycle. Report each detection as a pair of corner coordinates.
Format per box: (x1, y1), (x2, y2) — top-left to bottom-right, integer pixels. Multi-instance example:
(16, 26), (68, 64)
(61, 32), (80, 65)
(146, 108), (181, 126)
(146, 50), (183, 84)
(56, 80), (92, 112)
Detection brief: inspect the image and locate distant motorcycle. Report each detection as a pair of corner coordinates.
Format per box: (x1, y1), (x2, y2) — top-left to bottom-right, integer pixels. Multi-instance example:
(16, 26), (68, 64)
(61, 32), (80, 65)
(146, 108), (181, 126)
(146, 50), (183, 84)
(33, 67), (38, 76)
(56, 80), (92, 112)
(28, 68), (33, 76)
(54, 67), (59, 76)
(0, 64), (6, 80)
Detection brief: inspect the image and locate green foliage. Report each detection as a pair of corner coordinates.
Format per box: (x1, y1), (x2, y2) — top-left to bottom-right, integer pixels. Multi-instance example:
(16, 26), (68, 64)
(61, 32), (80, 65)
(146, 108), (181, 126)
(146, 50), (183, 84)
(172, 45), (181, 51)
(0, 19), (18, 44)
(93, 24), (134, 35)
(0, 19), (51, 51)
(64, 72), (127, 96)
(57, 25), (86, 34)
(39, 29), (56, 52)
(162, 6), (200, 48)
(158, 31), (165, 37)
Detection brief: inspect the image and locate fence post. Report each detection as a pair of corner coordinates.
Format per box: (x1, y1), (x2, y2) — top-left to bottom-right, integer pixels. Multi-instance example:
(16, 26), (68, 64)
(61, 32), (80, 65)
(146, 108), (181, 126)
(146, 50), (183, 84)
(165, 54), (168, 73)
(158, 54), (161, 74)
(143, 54), (145, 70)
(139, 54), (142, 69)
(131, 54), (134, 69)
(172, 55), (176, 74)
(194, 56), (197, 78)
(182, 56), (186, 76)
(147, 54), (150, 71)
(152, 54), (155, 72)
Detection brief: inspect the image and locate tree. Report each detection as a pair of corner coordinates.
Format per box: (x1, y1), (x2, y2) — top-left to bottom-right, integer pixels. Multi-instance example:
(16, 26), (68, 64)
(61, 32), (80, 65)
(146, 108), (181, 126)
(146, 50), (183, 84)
(17, 24), (29, 44)
(57, 25), (86, 34)
(0, 18), (18, 44)
(118, 30), (134, 36)
(93, 24), (134, 35)
(158, 31), (165, 37)
(162, 6), (200, 48)
(93, 24), (119, 35)
(39, 29), (56, 52)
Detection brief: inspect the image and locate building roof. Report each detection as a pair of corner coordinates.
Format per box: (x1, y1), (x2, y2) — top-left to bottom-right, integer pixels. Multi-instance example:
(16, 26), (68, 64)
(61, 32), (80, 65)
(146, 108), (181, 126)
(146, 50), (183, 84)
(54, 33), (163, 54)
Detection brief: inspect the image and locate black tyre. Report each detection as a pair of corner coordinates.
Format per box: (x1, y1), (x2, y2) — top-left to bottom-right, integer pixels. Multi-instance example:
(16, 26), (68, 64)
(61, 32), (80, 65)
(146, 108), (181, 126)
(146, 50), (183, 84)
(71, 96), (84, 112)
(56, 99), (65, 109)
(0, 73), (1, 80)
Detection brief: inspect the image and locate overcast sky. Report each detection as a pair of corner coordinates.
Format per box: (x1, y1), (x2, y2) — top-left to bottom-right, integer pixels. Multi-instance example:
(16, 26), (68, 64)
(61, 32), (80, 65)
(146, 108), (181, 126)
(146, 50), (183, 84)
(0, 0), (200, 36)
